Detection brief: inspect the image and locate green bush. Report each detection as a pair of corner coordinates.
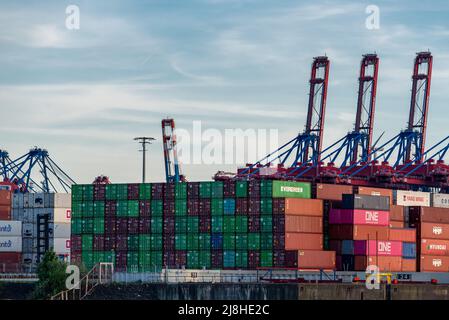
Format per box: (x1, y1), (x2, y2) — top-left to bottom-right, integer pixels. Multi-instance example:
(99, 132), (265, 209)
(32, 251), (68, 300)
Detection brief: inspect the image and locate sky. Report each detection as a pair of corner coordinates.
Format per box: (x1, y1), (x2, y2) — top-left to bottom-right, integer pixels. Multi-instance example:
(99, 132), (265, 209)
(1, 0), (449, 187)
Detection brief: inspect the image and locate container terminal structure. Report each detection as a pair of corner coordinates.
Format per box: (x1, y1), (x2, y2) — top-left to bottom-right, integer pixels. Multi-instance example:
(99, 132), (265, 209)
(3, 53), (449, 292)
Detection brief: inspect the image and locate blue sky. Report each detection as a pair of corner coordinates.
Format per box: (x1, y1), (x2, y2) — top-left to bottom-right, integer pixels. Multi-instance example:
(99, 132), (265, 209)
(1, 0), (449, 184)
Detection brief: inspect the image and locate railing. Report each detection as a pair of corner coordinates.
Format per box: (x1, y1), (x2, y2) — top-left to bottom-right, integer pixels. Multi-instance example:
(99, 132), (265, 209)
(50, 262), (114, 300)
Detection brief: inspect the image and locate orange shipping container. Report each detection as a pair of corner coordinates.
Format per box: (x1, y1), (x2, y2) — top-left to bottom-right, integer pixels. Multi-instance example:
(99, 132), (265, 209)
(285, 215), (322, 233)
(297, 250), (336, 269)
(401, 259), (416, 272)
(418, 222), (449, 240)
(389, 205), (405, 221)
(354, 186), (393, 205)
(285, 232), (323, 250)
(284, 198), (323, 216)
(420, 255), (449, 272)
(354, 255), (402, 272)
(0, 190), (11, 206)
(328, 225), (389, 240)
(389, 221), (404, 228)
(420, 239), (449, 256)
(0, 205), (11, 220)
(315, 184), (353, 201)
(389, 228), (416, 242)
(409, 206), (449, 225)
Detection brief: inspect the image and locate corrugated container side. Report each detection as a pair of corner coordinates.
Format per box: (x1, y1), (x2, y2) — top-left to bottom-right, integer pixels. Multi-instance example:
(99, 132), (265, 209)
(420, 239), (449, 256)
(354, 186), (393, 204)
(297, 250), (336, 269)
(315, 184), (353, 201)
(431, 193), (449, 208)
(285, 233), (323, 250)
(420, 255), (449, 272)
(393, 190), (430, 207)
(389, 228), (416, 242)
(418, 222), (449, 239)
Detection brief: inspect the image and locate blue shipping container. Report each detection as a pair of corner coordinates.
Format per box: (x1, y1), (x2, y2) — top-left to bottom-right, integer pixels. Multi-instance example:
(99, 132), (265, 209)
(224, 199), (236, 215)
(402, 242), (416, 259)
(211, 233), (223, 250)
(341, 240), (354, 255)
(223, 250), (236, 268)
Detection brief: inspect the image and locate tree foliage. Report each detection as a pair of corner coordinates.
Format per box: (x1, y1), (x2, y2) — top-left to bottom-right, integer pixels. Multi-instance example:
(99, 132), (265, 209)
(32, 251), (68, 299)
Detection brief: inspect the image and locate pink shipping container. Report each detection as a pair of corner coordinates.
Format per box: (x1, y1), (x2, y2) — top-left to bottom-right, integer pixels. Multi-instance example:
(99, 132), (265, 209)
(329, 209), (389, 226)
(353, 240), (402, 256)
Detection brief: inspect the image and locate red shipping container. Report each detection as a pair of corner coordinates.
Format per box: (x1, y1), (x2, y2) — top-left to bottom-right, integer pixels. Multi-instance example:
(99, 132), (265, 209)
(389, 205), (405, 221)
(0, 205), (11, 220)
(116, 218), (128, 234)
(163, 217), (175, 233)
(315, 184), (353, 201)
(223, 181), (236, 197)
(175, 251), (187, 267)
(104, 218), (116, 234)
(199, 216), (211, 233)
(211, 250), (223, 268)
(248, 181), (260, 198)
(329, 209), (389, 226)
(115, 251), (127, 270)
(187, 199), (199, 216)
(128, 218), (140, 234)
(71, 251), (82, 265)
(354, 256), (402, 272)
(272, 215), (285, 233)
(273, 250), (285, 267)
(163, 200), (175, 216)
(285, 233), (323, 250)
(248, 199), (260, 215)
(401, 259), (416, 272)
(389, 228), (416, 242)
(353, 240), (402, 256)
(93, 235), (105, 251)
(116, 235), (128, 251)
(163, 234), (175, 250)
(235, 199), (248, 215)
(105, 200), (117, 216)
(284, 199), (323, 216)
(94, 184), (106, 201)
(199, 199), (211, 215)
(420, 239), (449, 256)
(139, 200), (151, 216)
(409, 206), (449, 225)
(139, 217), (151, 234)
(328, 225), (389, 240)
(187, 182), (200, 198)
(104, 235), (116, 251)
(163, 251), (176, 268)
(329, 240), (342, 253)
(151, 183), (164, 200)
(297, 250), (336, 269)
(284, 250), (298, 268)
(248, 215), (260, 232)
(272, 198), (285, 215)
(126, 184), (139, 200)
(273, 232), (285, 250)
(285, 215), (322, 233)
(389, 221), (404, 228)
(0, 190), (11, 206)
(248, 250), (260, 268)
(418, 222), (449, 240)
(71, 235), (82, 251)
(420, 255), (449, 272)
(354, 186), (393, 204)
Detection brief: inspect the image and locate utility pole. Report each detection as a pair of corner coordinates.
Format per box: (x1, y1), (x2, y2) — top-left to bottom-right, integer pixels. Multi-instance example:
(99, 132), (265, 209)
(134, 137), (155, 183)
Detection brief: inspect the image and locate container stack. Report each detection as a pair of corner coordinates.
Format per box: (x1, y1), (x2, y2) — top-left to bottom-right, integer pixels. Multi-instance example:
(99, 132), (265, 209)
(71, 180), (336, 271)
(12, 193), (71, 270)
(409, 206), (449, 272)
(0, 190), (22, 273)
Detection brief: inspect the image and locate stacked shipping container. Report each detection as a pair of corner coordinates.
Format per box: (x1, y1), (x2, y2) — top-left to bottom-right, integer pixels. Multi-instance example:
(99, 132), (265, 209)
(71, 181), (336, 271)
(0, 190), (22, 272)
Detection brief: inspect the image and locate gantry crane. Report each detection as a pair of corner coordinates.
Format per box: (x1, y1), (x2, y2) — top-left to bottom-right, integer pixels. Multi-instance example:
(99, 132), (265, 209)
(162, 118), (185, 182)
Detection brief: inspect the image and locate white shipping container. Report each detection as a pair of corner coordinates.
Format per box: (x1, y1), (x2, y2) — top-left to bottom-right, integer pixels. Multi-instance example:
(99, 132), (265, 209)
(22, 253), (39, 265)
(52, 238), (70, 254)
(23, 193), (34, 208)
(393, 190), (430, 207)
(0, 221), (22, 236)
(12, 193), (23, 209)
(53, 223), (71, 238)
(22, 237), (37, 253)
(53, 208), (71, 223)
(50, 193), (71, 208)
(431, 193), (449, 208)
(33, 193), (45, 208)
(22, 222), (35, 238)
(0, 236), (22, 252)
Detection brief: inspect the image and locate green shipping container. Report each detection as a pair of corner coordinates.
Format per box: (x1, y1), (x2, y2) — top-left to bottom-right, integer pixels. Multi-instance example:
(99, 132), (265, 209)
(139, 234), (151, 251)
(260, 198), (272, 214)
(272, 180), (311, 198)
(106, 184), (118, 200)
(139, 252), (151, 271)
(93, 218), (104, 234)
(260, 215), (272, 232)
(175, 234), (187, 250)
(127, 252), (139, 273)
(128, 200), (139, 217)
(199, 182), (212, 198)
(151, 200), (163, 216)
(93, 252), (105, 265)
(151, 217), (163, 234)
(211, 199), (223, 216)
(259, 180), (273, 198)
(82, 235), (93, 251)
(150, 235), (163, 250)
(103, 251), (115, 263)
(127, 235), (140, 251)
(235, 251), (248, 268)
(175, 183), (187, 199)
(139, 183), (152, 200)
(235, 234), (248, 250)
(260, 251), (273, 267)
(211, 181), (224, 198)
(82, 202), (94, 218)
(82, 219), (93, 234)
(235, 181), (248, 198)
(93, 201), (105, 217)
(247, 233), (260, 250)
(72, 185), (83, 201)
(175, 199), (187, 216)
(199, 251), (211, 268)
(117, 184), (128, 200)
(71, 218), (82, 234)
(211, 217), (223, 233)
(223, 234), (235, 250)
(187, 251), (199, 269)
(175, 217), (187, 233)
(187, 217), (199, 233)
(235, 216), (248, 233)
(199, 234), (211, 250)
(260, 233), (273, 250)
(187, 234), (199, 250)
(71, 201), (83, 219)
(116, 201), (128, 217)
(223, 216), (235, 233)
(82, 251), (94, 269)
(83, 185), (94, 201)
(151, 251), (163, 269)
